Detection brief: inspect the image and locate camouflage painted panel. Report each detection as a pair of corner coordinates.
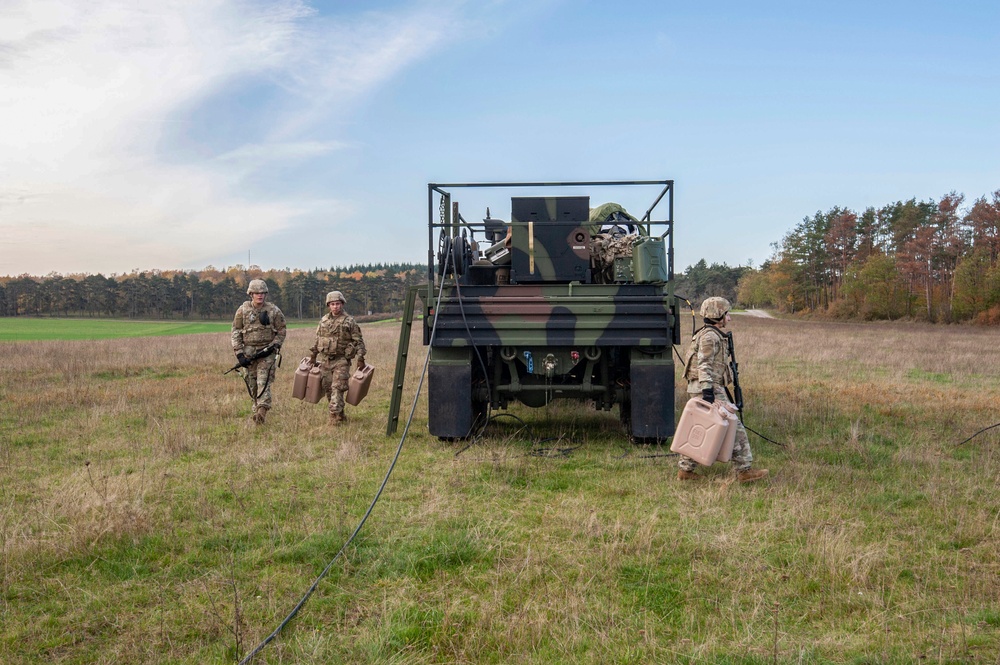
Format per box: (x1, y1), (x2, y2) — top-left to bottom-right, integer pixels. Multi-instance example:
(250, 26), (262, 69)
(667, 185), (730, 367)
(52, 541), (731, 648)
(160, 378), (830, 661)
(430, 283), (673, 348)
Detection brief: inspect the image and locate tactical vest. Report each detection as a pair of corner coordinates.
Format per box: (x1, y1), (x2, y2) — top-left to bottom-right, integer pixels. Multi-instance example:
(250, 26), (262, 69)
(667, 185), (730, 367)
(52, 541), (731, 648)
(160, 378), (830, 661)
(316, 314), (355, 357)
(240, 302), (279, 346)
(682, 325), (731, 385)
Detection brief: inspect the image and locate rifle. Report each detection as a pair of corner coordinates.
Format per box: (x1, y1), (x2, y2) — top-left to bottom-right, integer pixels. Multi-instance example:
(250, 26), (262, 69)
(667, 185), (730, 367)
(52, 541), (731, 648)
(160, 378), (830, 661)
(724, 331), (743, 411)
(224, 345), (279, 375)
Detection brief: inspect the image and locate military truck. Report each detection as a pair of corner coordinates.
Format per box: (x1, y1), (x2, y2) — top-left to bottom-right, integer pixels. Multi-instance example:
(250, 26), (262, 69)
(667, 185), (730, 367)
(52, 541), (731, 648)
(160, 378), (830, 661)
(387, 180), (681, 442)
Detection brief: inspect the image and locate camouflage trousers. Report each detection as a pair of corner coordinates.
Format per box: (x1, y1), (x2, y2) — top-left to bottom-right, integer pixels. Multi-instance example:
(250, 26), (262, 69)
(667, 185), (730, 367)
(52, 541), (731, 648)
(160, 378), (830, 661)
(678, 387), (753, 472)
(319, 355), (351, 416)
(243, 345), (278, 412)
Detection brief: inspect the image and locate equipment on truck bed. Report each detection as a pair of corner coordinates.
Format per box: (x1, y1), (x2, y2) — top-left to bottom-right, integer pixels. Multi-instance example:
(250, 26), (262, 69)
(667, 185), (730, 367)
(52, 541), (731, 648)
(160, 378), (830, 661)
(387, 180), (680, 443)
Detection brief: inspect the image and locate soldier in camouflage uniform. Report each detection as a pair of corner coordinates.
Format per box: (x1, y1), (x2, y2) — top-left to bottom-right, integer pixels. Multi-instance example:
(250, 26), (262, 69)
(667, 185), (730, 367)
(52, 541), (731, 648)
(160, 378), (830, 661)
(231, 279), (287, 425)
(679, 296), (768, 483)
(310, 291), (366, 425)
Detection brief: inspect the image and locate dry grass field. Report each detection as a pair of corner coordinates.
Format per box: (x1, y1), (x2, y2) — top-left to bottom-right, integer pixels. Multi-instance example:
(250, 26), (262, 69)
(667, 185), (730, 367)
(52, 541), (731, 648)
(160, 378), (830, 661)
(1, 316), (998, 664)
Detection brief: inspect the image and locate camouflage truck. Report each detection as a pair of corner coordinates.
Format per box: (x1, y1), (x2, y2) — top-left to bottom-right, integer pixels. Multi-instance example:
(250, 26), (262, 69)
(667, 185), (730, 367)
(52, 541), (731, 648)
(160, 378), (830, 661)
(387, 180), (681, 442)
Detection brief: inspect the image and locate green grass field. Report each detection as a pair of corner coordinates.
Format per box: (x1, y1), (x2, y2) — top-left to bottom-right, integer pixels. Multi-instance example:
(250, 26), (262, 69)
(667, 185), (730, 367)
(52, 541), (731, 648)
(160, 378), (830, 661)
(0, 318), (316, 341)
(1, 317), (998, 664)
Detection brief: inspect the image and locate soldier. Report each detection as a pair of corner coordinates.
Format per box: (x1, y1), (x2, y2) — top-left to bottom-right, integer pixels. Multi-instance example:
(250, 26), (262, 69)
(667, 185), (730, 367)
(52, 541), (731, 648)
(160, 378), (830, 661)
(231, 279), (287, 425)
(310, 291), (367, 425)
(679, 296), (768, 483)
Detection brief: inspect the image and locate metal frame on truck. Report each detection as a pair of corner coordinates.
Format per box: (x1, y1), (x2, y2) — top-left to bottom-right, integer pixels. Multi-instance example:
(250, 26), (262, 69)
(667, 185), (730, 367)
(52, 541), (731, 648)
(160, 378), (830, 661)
(387, 180), (680, 443)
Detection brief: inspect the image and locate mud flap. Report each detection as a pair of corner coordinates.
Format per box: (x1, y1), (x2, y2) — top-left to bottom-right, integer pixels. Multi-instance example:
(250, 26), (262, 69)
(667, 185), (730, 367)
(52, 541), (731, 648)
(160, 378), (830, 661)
(429, 347), (473, 438)
(629, 350), (675, 440)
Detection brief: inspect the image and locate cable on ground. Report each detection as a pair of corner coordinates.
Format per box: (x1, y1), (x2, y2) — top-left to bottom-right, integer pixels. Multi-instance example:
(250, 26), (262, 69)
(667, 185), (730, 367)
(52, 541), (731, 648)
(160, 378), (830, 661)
(954, 422), (1000, 447)
(238, 239), (455, 664)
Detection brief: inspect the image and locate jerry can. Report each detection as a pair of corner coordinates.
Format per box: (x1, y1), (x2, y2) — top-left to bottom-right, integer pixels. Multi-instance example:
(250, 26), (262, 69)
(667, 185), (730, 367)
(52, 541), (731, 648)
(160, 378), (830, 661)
(632, 236), (668, 283)
(304, 365), (324, 404)
(292, 358), (312, 400)
(346, 363), (375, 406)
(716, 403), (739, 463)
(670, 397), (729, 466)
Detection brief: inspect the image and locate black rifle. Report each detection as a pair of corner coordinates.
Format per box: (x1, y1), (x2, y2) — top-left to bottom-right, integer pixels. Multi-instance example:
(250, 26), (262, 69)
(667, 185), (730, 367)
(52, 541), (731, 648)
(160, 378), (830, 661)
(724, 331), (743, 411)
(224, 345), (279, 375)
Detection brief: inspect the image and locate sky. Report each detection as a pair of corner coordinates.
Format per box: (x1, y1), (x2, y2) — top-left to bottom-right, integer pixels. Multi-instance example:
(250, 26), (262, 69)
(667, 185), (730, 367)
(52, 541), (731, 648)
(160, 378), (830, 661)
(1, 0), (998, 277)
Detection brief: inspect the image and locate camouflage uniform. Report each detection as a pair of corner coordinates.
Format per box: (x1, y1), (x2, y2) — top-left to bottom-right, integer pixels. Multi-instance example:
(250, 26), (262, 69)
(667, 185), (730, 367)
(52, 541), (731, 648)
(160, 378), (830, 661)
(310, 309), (366, 419)
(231, 299), (287, 416)
(680, 324), (753, 473)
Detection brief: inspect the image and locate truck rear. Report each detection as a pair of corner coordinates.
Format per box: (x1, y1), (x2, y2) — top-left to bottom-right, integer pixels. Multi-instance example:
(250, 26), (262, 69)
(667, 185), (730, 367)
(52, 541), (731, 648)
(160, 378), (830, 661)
(389, 180), (680, 442)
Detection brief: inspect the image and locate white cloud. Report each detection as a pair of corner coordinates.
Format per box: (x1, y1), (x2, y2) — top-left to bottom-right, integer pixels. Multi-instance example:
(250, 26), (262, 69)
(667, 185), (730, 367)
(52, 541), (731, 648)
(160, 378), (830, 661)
(263, 7), (455, 142)
(0, 0), (454, 275)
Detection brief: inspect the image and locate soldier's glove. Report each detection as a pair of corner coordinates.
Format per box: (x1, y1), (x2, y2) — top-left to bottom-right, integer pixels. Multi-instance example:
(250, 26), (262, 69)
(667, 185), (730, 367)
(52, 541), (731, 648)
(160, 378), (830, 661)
(237, 352), (251, 367)
(701, 388), (715, 404)
(357, 356), (366, 370)
(309, 351), (318, 365)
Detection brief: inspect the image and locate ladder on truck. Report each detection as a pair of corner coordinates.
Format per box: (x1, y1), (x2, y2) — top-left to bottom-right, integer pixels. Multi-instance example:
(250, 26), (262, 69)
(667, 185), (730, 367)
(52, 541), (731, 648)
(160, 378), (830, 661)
(386, 284), (429, 435)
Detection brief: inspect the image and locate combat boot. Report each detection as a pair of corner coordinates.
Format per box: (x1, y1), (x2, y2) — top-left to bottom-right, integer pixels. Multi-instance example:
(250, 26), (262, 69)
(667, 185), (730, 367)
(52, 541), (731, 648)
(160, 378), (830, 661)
(677, 469), (702, 481)
(736, 468), (769, 483)
(252, 407), (268, 425)
(329, 412), (346, 426)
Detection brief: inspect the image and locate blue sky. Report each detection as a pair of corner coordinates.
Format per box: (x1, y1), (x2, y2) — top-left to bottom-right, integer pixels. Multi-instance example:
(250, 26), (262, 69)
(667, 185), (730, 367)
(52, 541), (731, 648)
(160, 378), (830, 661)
(1, 0), (997, 276)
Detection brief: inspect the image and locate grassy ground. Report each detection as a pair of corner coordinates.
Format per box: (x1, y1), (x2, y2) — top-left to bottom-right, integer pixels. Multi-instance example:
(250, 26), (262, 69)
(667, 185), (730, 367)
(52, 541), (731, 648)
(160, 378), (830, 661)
(1, 317), (998, 664)
(0, 318), (317, 342)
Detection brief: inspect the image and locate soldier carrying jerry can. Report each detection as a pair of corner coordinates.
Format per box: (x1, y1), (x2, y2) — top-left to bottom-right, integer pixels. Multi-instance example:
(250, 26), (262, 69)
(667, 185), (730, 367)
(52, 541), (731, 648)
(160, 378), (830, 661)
(309, 291), (367, 425)
(678, 296), (768, 483)
(230, 279), (287, 425)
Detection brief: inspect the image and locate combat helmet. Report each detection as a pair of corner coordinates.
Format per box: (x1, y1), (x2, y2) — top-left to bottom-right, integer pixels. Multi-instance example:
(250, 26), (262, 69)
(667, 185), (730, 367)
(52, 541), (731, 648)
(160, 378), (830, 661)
(700, 296), (731, 321)
(325, 290), (346, 305)
(247, 279), (269, 295)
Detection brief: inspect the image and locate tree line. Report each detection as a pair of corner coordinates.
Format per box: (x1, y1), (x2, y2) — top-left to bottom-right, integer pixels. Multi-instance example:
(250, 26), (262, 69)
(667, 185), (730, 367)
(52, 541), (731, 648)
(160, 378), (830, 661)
(0, 264), (427, 320)
(674, 259), (751, 309)
(1, 258), (753, 322)
(9, 187), (998, 326)
(737, 189), (1000, 323)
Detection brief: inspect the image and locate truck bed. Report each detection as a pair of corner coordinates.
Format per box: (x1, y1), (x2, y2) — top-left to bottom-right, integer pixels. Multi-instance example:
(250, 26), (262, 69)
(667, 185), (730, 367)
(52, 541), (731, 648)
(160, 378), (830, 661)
(429, 283), (674, 348)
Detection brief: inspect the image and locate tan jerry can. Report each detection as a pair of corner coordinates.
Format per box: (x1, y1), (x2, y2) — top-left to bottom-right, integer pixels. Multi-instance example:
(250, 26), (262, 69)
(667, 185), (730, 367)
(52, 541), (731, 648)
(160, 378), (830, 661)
(670, 397), (730, 466)
(292, 358), (313, 400)
(346, 363), (375, 406)
(716, 404), (739, 463)
(304, 365), (324, 404)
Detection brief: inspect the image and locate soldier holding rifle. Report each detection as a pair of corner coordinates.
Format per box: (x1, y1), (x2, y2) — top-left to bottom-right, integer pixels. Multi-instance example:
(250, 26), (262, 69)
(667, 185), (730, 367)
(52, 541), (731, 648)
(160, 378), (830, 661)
(231, 279), (287, 425)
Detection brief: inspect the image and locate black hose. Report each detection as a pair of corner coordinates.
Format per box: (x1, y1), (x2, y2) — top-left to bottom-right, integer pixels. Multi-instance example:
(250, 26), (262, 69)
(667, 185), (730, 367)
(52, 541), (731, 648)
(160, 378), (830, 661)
(955, 422), (1000, 446)
(237, 248), (454, 664)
